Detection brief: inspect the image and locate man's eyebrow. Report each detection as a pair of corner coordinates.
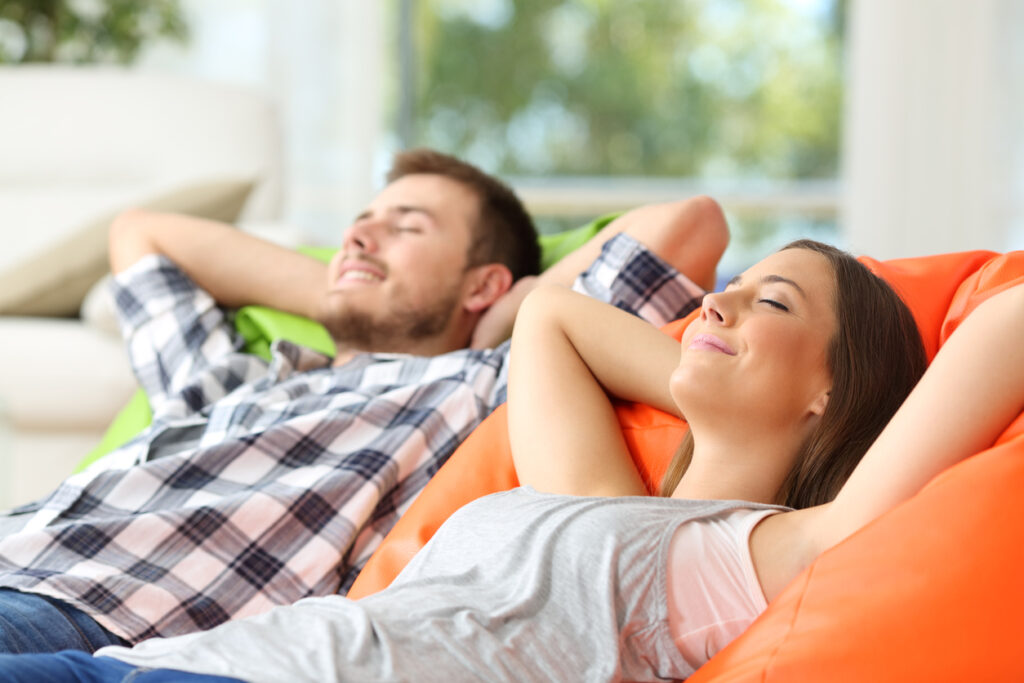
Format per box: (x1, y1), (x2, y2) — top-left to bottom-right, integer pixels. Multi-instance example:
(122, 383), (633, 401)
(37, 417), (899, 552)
(394, 205), (438, 224)
(353, 205), (438, 224)
(725, 273), (807, 298)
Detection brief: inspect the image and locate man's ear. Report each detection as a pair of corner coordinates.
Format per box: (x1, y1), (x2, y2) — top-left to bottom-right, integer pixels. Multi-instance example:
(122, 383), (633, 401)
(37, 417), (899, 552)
(462, 264), (514, 313)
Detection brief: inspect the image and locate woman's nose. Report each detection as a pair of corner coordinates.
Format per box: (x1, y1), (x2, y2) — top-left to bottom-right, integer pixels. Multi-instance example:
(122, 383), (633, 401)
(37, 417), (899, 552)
(700, 291), (728, 324)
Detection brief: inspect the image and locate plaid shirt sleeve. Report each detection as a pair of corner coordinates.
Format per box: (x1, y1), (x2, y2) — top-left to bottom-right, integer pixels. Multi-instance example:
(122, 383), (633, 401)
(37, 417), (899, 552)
(111, 254), (248, 418)
(484, 234), (704, 410)
(572, 232), (706, 325)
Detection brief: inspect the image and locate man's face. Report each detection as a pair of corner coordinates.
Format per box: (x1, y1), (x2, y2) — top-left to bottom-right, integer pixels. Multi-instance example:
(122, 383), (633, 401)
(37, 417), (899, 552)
(319, 173), (481, 353)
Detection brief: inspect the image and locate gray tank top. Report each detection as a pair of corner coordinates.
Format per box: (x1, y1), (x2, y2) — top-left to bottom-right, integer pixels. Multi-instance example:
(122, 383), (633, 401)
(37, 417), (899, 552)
(101, 487), (780, 682)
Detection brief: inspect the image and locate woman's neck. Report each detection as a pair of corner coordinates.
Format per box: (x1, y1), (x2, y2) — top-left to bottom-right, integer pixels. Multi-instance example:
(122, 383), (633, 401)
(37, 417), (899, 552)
(671, 430), (802, 505)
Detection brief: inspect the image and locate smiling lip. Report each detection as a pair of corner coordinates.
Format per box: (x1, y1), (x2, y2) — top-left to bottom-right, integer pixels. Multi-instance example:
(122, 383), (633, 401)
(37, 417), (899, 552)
(334, 259), (386, 287)
(688, 333), (737, 355)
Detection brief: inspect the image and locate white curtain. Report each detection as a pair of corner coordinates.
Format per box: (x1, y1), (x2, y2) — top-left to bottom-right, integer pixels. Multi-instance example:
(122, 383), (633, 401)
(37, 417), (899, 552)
(842, 0), (1024, 258)
(139, 0), (387, 245)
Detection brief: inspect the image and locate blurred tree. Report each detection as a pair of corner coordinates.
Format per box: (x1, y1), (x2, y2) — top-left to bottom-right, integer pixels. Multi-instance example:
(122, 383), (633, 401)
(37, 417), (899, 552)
(406, 0), (842, 181)
(0, 0), (187, 64)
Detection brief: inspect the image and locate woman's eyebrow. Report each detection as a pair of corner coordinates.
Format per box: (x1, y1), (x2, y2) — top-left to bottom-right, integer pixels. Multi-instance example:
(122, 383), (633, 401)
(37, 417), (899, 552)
(725, 274), (807, 299)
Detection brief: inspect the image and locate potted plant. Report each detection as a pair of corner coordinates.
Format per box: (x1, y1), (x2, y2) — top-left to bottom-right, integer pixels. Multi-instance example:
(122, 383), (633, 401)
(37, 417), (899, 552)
(0, 0), (187, 64)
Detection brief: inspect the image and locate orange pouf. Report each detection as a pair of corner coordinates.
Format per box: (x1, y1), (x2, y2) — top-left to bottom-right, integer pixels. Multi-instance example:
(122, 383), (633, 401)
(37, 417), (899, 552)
(349, 249), (1024, 682)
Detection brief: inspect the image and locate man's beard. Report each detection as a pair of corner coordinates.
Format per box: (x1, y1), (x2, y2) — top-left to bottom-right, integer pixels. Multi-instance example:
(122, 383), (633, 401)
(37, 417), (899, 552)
(319, 286), (462, 354)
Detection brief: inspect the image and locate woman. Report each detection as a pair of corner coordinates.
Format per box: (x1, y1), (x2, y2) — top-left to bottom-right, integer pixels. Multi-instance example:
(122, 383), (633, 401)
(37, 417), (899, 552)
(0, 241), (1020, 682)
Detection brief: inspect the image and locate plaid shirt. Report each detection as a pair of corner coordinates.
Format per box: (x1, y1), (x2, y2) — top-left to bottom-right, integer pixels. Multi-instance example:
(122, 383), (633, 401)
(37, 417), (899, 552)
(0, 234), (702, 642)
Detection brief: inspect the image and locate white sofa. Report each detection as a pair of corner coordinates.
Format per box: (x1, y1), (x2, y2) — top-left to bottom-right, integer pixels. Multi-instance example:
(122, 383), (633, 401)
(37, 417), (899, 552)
(0, 66), (287, 508)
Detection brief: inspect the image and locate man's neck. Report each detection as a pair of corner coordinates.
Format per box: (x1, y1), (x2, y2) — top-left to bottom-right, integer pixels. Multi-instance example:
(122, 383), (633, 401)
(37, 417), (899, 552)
(330, 334), (468, 367)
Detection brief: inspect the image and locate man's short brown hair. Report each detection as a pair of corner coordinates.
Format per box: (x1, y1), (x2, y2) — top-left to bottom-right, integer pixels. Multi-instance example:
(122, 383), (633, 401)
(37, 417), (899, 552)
(387, 148), (541, 281)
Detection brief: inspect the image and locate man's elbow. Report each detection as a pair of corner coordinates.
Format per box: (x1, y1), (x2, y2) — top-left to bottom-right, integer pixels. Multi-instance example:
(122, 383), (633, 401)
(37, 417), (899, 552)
(667, 195), (730, 258)
(684, 195), (730, 250)
(109, 208), (158, 274)
(649, 195), (730, 292)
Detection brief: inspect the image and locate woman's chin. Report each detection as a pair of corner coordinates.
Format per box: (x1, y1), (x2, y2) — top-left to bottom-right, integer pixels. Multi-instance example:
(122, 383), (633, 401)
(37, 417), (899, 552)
(669, 364), (709, 416)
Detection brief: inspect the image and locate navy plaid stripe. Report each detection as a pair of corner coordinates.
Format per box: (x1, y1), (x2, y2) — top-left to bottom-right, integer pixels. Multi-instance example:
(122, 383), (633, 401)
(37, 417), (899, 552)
(54, 525), (114, 558)
(341, 450), (394, 481)
(179, 507), (229, 546)
(181, 385), (207, 413)
(126, 558), (170, 583)
(180, 594), (231, 632)
(281, 435), (327, 468)
(219, 364), (250, 395)
(230, 544), (286, 589)
(0, 237), (700, 642)
(165, 463), (218, 490)
(183, 317), (210, 355)
(80, 583), (124, 614)
(614, 252), (676, 305)
(113, 286), (145, 323)
(60, 491), (106, 521)
(386, 402), (437, 430)
(289, 491), (336, 535)
(12, 567), (59, 581)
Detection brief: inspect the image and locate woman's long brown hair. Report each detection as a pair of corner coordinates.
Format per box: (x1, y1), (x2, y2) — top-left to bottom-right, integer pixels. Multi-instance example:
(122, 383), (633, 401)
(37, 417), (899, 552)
(660, 240), (928, 509)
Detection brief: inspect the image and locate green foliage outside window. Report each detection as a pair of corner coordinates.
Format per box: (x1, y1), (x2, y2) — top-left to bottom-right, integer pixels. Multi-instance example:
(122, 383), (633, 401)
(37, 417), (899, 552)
(399, 0), (844, 267)
(405, 0), (843, 181)
(0, 0), (187, 64)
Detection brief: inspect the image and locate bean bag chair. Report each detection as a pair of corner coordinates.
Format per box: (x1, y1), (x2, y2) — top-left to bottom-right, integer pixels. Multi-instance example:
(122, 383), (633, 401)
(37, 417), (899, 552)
(347, 248), (1024, 682)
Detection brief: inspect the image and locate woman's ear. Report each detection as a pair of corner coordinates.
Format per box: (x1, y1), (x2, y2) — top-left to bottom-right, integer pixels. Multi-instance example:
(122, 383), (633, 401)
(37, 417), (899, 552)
(809, 389), (831, 417)
(462, 264), (514, 313)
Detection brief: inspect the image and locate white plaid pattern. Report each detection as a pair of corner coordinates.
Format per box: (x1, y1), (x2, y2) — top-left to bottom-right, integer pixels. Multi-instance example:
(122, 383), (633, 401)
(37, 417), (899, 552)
(0, 234), (703, 642)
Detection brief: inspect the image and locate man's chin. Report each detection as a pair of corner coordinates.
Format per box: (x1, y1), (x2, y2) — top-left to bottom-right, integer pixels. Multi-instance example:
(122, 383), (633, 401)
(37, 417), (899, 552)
(319, 292), (379, 323)
(319, 285), (462, 354)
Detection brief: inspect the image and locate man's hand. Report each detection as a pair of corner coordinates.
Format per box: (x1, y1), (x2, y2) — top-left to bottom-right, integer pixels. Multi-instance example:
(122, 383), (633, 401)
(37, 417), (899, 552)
(470, 276), (538, 349)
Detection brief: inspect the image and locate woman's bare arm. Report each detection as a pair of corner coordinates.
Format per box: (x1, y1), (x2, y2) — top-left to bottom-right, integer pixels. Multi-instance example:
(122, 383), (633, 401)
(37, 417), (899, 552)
(507, 285), (683, 497)
(818, 283), (1024, 541)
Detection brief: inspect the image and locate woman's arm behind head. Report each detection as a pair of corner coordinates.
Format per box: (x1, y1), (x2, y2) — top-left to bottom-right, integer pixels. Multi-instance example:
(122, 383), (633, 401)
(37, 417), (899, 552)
(507, 284), (682, 497)
(756, 282), (1024, 598)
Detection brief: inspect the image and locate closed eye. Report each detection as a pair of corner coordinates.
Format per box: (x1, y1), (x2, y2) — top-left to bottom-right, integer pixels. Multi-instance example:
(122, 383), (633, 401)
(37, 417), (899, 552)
(759, 298), (789, 312)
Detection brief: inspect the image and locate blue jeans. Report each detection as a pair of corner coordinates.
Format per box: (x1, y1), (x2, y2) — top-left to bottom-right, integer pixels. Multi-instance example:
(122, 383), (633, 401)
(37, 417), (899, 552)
(0, 589), (127, 654)
(0, 650), (244, 682)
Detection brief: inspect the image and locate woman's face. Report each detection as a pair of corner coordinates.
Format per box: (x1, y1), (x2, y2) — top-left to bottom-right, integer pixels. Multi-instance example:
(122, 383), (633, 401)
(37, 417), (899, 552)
(671, 248), (838, 434)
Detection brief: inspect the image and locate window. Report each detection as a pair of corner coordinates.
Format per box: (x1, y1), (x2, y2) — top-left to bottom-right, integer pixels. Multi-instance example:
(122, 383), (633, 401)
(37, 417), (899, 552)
(392, 0), (845, 276)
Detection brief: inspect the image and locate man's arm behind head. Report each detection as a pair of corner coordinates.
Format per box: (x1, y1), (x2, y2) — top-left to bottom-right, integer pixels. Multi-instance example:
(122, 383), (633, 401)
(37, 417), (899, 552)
(108, 209), (326, 319)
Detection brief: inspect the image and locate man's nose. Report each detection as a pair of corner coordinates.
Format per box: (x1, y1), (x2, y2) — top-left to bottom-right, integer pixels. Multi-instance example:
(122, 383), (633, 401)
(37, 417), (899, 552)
(342, 220), (380, 254)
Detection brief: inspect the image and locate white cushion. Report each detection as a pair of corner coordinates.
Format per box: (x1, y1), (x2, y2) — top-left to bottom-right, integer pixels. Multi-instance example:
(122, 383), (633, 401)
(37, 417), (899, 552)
(0, 65), (282, 221)
(0, 317), (137, 429)
(0, 178), (253, 316)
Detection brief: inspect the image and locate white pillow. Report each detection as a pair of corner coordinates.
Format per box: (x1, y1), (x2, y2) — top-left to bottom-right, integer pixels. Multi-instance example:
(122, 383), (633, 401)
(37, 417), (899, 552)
(79, 273), (120, 338)
(0, 178), (253, 317)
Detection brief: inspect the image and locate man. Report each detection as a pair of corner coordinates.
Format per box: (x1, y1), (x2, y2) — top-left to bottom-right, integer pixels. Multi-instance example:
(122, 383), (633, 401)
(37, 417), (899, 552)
(0, 148), (728, 653)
